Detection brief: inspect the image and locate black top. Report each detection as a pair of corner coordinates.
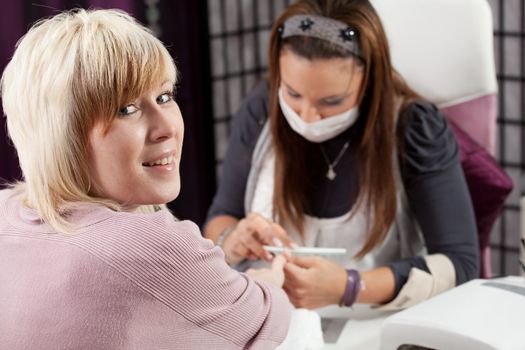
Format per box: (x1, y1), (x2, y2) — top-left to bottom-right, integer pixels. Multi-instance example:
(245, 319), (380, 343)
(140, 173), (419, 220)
(206, 82), (479, 295)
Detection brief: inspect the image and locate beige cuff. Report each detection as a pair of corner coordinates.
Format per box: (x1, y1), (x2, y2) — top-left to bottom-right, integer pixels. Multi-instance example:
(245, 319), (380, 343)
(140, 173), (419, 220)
(374, 253), (456, 311)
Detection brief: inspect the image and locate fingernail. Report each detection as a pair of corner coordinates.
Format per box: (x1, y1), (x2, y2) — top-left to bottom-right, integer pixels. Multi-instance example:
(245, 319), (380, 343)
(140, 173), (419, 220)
(273, 238), (283, 247)
(290, 242), (299, 249)
(267, 253), (274, 261)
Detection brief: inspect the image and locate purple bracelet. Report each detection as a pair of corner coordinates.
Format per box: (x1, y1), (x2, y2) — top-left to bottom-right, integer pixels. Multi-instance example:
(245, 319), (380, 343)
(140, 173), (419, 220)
(339, 269), (361, 307)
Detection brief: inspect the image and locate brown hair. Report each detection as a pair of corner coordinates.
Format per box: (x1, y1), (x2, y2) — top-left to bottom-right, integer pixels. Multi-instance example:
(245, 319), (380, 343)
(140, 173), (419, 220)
(268, 0), (419, 258)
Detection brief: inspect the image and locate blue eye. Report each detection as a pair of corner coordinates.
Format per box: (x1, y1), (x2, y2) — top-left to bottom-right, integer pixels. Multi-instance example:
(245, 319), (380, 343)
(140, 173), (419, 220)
(118, 104), (139, 116)
(157, 91), (174, 104)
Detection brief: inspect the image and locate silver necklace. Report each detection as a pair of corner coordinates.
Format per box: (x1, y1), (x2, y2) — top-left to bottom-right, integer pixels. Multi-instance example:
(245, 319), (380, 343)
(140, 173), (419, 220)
(319, 141), (350, 180)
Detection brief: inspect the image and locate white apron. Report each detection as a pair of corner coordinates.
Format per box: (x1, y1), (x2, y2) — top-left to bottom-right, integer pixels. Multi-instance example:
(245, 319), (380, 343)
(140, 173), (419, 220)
(239, 122), (426, 271)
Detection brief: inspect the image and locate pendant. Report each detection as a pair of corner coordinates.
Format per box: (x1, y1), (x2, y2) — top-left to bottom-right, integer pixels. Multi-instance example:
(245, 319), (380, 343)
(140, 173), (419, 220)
(326, 167), (336, 180)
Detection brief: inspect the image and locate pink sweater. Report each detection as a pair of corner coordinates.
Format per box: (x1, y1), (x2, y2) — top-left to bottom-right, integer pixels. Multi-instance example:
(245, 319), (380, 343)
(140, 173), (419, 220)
(0, 189), (291, 349)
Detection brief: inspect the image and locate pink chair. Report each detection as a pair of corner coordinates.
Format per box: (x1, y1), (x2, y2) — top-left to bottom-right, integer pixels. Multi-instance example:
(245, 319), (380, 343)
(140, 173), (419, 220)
(372, 0), (512, 278)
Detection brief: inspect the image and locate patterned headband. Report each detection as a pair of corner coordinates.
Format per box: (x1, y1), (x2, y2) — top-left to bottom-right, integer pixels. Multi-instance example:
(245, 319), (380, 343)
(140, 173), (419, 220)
(279, 15), (361, 58)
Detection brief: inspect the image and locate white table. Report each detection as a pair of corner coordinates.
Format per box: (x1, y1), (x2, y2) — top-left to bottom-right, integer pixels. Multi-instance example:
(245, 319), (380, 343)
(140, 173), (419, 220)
(316, 277), (525, 350)
(316, 305), (396, 350)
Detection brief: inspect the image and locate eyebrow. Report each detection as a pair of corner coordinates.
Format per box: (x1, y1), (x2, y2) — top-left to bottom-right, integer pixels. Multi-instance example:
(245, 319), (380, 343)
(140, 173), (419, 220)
(282, 80), (351, 100)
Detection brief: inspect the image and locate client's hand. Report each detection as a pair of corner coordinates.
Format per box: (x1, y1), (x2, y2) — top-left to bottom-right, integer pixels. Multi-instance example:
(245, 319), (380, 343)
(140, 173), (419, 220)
(283, 256), (347, 309)
(222, 212), (296, 265)
(246, 254), (288, 288)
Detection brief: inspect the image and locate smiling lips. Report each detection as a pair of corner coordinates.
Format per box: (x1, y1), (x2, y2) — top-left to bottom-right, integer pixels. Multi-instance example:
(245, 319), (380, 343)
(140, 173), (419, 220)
(143, 154), (175, 167)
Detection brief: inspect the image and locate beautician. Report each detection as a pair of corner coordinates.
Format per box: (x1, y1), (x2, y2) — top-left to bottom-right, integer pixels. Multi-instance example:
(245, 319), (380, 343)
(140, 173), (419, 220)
(205, 0), (480, 311)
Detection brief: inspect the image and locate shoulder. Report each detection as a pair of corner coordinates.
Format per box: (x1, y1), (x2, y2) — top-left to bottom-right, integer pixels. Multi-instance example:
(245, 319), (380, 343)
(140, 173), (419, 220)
(232, 80), (270, 140)
(239, 80), (270, 123)
(397, 100), (459, 173)
(398, 100), (449, 139)
(0, 188), (17, 223)
(81, 208), (214, 264)
(113, 208), (205, 244)
(0, 188), (15, 207)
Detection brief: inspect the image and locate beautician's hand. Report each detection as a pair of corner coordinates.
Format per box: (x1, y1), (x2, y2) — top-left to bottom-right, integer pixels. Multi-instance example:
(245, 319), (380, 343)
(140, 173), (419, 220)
(246, 254), (288, 288)
(222, 212), (296, 265)
(283, 256), (347, 309)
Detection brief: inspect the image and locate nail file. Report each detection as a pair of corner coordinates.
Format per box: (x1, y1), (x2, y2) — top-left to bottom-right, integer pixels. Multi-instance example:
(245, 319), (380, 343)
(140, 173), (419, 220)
(263, 245), (347, 256)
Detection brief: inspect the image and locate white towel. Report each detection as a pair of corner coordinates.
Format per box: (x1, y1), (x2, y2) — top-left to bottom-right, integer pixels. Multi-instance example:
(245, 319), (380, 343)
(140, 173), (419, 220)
(276, 308), (325, 350)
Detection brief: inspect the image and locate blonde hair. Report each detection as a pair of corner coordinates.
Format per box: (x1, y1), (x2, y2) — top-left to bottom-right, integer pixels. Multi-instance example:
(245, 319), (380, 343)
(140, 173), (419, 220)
(0, 9), (177, 232)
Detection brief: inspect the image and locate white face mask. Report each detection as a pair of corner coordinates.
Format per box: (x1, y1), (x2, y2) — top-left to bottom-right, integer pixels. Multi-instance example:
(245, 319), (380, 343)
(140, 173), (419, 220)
(278, 88), (359, 143)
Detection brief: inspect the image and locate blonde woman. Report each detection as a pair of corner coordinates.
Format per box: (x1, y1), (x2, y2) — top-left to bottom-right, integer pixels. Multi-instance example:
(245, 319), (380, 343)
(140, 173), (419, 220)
(0, 9), (292, 349)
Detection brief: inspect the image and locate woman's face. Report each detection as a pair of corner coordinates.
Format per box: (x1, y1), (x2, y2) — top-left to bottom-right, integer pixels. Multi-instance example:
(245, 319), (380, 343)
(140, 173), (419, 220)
(279, 49), (364, 122)
(88, 81), (184, 209)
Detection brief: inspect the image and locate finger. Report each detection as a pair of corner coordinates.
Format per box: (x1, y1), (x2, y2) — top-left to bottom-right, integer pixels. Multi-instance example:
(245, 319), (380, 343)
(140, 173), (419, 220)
(282, 284), (296, 299)
(269, 223), (297, 248)
(247, 252), (258, 260)
(282, 284), (304, 308)
(283, 262), (306, 283)
(230, 241), (251, 259)
(250, 215), (288, 246)
(244, 213), (295, 248)
(240, 234), (272, 261)
(289, 255), (321, 268)
(235, 218), (255, 238)
(271, 236), (284, 247)
(257, 223), (291, 248)
(271, 254), (287, 272)
(246, 212), (272, 234)
(255, 225), (291, 250)
(279, 249), (292, 261)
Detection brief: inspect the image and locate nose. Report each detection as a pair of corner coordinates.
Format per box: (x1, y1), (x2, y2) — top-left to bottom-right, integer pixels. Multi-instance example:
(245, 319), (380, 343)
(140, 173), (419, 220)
(148, 103), (182, 142)
(298, 103), (321, 122)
